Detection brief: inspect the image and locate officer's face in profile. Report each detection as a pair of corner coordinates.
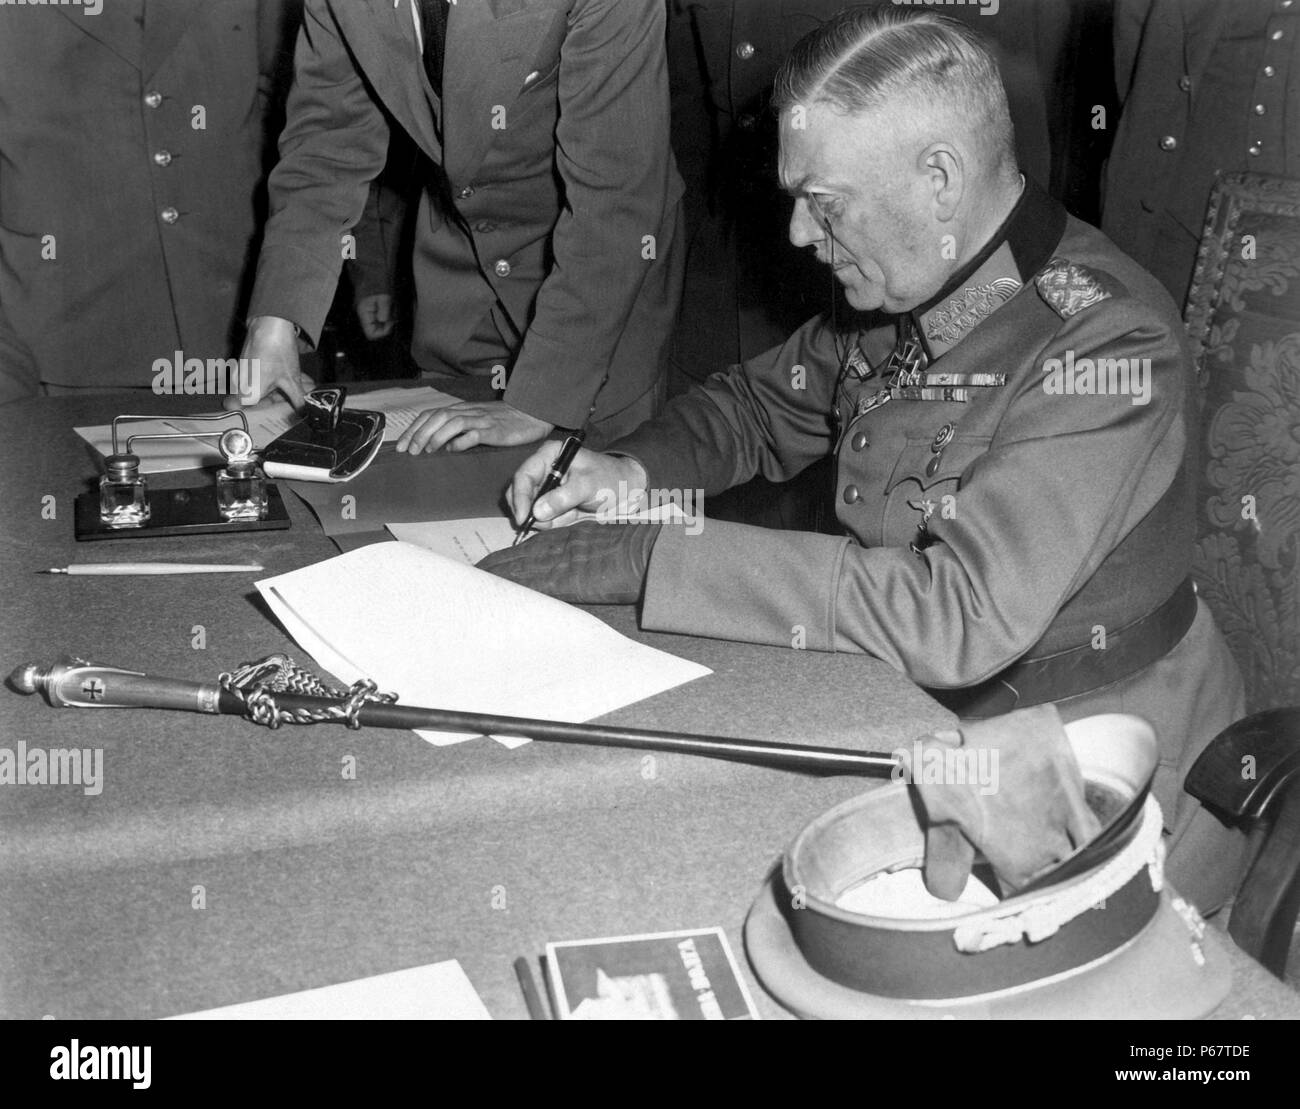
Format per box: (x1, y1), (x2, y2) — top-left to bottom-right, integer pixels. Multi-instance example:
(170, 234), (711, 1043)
(779, 101), (947, 315)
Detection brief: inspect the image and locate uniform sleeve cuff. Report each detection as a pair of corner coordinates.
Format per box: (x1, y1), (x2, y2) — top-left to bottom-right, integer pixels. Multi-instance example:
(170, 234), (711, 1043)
(641, 519), (852, 651)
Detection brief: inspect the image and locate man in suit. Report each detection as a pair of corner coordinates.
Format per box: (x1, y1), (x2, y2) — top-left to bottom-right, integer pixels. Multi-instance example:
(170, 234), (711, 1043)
(482, 8), (1248, 912)
(1104, 0), (1300, 308)
(243, 0), (684, 451)
(0, 0), (298, 404)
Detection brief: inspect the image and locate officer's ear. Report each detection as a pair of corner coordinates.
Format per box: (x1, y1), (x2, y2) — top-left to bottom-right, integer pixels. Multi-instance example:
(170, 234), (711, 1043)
(918, 142), (962, 223)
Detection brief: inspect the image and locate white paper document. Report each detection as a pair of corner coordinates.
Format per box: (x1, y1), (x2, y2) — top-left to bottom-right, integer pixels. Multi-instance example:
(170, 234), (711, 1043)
(387, 518), (519, 564)
(74, 386), (461, 474)
(255, 541), (711, 747)
(167, 959), (492, 1020)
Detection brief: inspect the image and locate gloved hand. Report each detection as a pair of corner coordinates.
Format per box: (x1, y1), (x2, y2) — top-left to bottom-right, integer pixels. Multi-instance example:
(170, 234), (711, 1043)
(476, 521), (662, 604)
(898, 704), (1101, 900)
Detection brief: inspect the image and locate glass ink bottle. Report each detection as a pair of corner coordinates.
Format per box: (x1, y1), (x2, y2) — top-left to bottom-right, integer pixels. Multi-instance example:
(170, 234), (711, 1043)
(99, 453), (151, 528)
(215, 428), (267, 522)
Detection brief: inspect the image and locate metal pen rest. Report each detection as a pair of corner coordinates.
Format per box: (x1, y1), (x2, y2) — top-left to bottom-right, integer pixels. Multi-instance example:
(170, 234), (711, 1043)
(74, 411), (291, 541)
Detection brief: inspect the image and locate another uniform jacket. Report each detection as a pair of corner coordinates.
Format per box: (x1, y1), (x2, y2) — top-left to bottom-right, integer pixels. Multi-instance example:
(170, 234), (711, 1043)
(1103, 0), (1300, 306)
(0, 0), (296, 396)
(249, 0), (685, 430)
(609, 183), (1245, 839)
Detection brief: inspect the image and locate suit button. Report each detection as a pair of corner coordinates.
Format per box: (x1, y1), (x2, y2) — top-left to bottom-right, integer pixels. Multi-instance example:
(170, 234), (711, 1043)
(1178, 75), (1191, 92)
(1159, 135), (1177, 151)
(738, 113), (757, 131)
(458, 185), (475, 200)
(160, 206), (179, 224)
(475, 221), (496, 233)
(735, 41), (756, 60)
(842, 484), (860, 505)
(494, 259), (511, 277)
(153, 150), (172, 167)
(850, 432), (869, 451)
(144, 91), (163, 108)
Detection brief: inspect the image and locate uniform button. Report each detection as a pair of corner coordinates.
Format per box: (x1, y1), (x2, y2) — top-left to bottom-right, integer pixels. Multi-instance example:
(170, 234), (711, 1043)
(1254, 103), (1267, 115)
(1264, 65), (1276, 77)
(842, 484), (860, 505)
(850, 431), (869, 452)
(475, 221), (496, 233)
(160, 206), (179, 224)
(1159, 135), (1177, 151)
(735, 41), (756, 60)
(1248, 142), (1263, 156)
(1270, 29), (1284, 40)
(152, 150), (172, 166)
(493, 259), (511, 277)
(143, 90), (163, 108)
(458, 185), (474, 200)
(1178, 75), (1191, 92)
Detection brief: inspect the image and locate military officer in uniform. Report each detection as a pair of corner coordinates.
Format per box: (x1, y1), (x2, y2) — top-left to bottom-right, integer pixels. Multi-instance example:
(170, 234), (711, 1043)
(481, 8), (1248, 912)
(1104, 0), (1300, 308)
(0, 1), (298, 403)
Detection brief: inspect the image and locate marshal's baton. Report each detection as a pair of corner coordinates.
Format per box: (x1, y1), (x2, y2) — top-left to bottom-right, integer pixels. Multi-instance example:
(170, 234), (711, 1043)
(8, 658), (901, 778)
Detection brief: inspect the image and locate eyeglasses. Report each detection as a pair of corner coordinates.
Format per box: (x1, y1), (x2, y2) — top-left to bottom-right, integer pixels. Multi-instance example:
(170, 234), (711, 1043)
(806, 192), (838, 232)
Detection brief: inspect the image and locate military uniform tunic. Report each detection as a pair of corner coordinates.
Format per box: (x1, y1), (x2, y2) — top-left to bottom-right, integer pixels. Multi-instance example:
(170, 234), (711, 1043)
(609, 183), (1246, 908)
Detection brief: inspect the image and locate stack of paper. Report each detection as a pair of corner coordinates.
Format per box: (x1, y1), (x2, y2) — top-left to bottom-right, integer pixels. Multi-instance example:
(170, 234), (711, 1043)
(255, 541), (711, 746)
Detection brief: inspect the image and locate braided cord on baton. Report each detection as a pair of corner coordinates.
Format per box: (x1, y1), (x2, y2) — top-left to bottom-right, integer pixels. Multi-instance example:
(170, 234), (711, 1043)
(218, 655), (398, 730)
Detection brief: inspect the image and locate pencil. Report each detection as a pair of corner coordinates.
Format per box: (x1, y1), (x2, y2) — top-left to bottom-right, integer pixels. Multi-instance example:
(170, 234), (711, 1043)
(42, 563), (264, 576)
(513, 956), (550, 1020)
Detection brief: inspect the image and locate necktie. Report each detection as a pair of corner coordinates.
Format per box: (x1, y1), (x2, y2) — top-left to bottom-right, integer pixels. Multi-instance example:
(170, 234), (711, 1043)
(419, 0), (449, 96)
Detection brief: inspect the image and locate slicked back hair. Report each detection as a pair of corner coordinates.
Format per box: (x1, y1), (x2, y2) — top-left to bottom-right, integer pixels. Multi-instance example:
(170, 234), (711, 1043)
(773, 6), (1018, 183)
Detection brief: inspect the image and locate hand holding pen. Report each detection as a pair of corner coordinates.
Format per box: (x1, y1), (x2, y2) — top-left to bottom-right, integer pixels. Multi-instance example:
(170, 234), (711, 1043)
(506, 438), (649, 542)
(512, 431), (586, 545)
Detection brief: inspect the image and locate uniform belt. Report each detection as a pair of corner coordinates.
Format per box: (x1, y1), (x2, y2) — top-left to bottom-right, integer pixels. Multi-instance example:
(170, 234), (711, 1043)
(930, 577), (1198, 719)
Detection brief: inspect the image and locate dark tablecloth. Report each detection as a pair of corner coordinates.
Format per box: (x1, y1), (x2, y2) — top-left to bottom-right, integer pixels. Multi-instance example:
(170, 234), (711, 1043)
(0, 393), (1294, 1020)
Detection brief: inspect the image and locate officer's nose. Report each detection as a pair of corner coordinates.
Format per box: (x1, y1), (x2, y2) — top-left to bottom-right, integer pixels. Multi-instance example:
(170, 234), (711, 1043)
(789, 197), (823, 251)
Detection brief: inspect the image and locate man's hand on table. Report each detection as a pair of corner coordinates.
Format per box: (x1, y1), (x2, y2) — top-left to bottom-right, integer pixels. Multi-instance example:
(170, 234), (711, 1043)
(901, 704), (1102, 901)
(225, 315), (316, 410)
(396, 401), (552, 453)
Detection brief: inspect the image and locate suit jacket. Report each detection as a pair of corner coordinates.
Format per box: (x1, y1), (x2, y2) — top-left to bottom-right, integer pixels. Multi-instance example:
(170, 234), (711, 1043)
(608, 184), (1244, 834)
(1103, 0), (1300, 305)
(0, 0), (296, 394)
(249, 0), (685, 429)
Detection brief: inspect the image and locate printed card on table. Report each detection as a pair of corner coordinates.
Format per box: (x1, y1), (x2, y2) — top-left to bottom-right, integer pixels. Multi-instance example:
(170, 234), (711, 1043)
(546, 927), (759, 1020)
